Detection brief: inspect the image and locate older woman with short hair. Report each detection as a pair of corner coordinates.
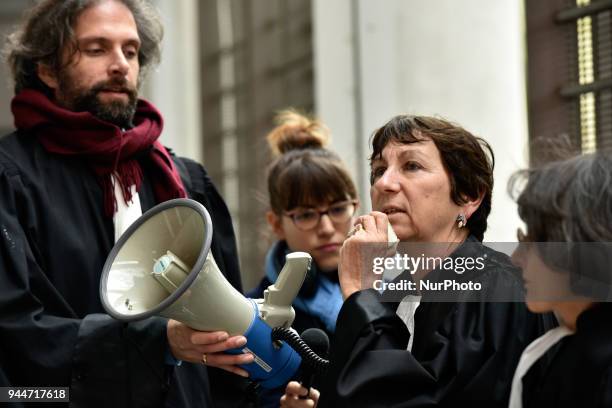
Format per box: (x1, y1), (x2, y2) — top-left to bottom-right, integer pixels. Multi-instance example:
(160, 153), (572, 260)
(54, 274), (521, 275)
(509, 151), (612, 408)
(281, 115), (554, 408)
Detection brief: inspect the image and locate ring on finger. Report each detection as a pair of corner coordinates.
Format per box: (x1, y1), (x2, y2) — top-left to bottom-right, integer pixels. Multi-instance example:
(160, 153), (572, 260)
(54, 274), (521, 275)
(347, 223), (363, 237)
(298, 387), (311, 400)
(201, 353), (208, 365)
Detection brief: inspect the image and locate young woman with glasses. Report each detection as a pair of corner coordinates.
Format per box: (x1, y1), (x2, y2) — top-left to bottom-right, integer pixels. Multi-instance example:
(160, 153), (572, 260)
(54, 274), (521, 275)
(248, 109), (358, 338)
(246, 109), (358, 407)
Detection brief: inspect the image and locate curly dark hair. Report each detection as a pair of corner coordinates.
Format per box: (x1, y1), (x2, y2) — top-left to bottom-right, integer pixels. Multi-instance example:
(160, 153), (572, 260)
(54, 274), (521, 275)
(370, 115), (495, 241)
(3, 0), (163, 96)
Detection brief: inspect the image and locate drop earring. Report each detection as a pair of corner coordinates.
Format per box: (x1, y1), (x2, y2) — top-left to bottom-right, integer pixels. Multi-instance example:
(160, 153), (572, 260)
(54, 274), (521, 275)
(456, 214), (466, 229)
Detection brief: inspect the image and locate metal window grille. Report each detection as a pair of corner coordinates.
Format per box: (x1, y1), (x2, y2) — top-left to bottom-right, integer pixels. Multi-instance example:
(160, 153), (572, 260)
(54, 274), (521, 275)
(526, 0), (612, 158)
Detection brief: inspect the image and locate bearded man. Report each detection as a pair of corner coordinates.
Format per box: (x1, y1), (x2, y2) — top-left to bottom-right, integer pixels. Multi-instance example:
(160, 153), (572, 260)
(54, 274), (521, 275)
(0, 1), (253, 406)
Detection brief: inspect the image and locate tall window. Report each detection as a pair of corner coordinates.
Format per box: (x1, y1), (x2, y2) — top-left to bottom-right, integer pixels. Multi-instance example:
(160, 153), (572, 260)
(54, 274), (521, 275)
(526, 0), (612, 157)
(199, 0), (314, 289)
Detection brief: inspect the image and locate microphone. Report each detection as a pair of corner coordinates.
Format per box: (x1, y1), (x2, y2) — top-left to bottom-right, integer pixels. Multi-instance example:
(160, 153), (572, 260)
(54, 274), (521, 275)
(270, 327), (329, 377)
(299, 328), (329, 398)
(100, 198), (314, 389)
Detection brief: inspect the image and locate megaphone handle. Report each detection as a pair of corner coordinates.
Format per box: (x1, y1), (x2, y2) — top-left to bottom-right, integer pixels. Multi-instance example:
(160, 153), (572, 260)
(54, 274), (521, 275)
(266, 253), (311, 307)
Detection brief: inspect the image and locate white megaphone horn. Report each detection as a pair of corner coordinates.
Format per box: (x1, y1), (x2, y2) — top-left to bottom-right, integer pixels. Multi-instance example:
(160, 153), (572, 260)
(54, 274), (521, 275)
(99, 198), (311, 388)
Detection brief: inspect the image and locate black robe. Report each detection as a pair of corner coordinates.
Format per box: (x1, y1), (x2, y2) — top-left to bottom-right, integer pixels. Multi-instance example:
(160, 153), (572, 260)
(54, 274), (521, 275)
(0, 131), (248, 407)
(318, 238), (556, 408)
(521, 303), (612, 408)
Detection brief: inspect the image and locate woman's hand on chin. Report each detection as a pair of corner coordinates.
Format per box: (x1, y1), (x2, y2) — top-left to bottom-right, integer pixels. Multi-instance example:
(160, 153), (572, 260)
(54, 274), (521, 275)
(339, 211), (390, 299)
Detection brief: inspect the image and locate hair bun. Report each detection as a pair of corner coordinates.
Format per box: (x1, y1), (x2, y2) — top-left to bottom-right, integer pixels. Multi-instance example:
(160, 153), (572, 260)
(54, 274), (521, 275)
(267, 109), (330, 156)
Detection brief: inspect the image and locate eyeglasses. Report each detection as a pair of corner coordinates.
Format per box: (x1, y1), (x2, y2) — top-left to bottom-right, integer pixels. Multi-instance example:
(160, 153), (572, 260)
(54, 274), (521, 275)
(284, 200), (357, 231)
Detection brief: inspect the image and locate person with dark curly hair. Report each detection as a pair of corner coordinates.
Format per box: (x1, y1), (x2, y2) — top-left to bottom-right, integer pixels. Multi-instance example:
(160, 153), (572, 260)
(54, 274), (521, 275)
(0, 1), (251, 406)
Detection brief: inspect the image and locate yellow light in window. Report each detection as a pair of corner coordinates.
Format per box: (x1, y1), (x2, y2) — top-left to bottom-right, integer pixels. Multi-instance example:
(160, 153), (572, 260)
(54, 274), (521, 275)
(576, 0), (597, 153)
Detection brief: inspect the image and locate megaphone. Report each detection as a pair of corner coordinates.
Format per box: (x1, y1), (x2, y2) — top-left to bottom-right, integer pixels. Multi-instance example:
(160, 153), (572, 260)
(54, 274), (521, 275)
(99, 198), (311, 388)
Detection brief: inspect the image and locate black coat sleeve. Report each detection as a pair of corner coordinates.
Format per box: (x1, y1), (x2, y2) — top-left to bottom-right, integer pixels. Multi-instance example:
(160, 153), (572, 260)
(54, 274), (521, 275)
(0, 164), (173, 408)
(319, 290), (433, 408)
(599, 365), (612, 407)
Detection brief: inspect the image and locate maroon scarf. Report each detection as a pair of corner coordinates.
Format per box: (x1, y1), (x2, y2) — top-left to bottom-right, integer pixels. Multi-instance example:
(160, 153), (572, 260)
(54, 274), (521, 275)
(12, 89), (187, 216)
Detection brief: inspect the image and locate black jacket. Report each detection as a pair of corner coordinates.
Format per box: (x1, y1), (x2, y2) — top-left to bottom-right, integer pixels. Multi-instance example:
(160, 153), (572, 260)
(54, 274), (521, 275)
(318, 238), (556, 408)
(0, 130), (244, 407)
(521, 303), (612, 408)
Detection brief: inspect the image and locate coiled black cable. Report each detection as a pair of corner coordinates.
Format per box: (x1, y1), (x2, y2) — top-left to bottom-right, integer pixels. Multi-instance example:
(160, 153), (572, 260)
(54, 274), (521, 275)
(271, 327), (329, 375)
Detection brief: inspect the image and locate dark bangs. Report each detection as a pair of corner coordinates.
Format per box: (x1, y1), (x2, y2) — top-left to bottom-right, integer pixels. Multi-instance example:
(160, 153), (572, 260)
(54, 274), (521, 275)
(268, 150), (357, 212)
(370, 116), (425, 162)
